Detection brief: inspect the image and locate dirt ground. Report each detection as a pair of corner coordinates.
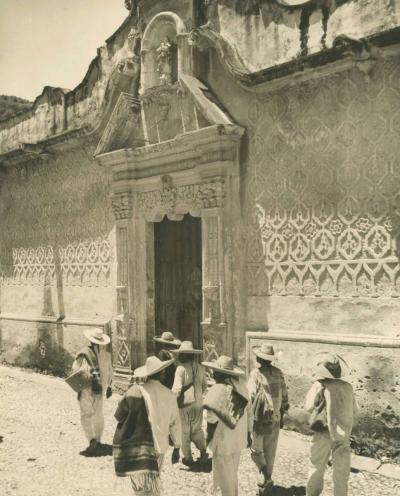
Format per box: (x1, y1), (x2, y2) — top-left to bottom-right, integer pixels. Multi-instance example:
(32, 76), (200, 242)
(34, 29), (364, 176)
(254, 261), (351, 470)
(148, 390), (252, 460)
(1, 365), (399, 496)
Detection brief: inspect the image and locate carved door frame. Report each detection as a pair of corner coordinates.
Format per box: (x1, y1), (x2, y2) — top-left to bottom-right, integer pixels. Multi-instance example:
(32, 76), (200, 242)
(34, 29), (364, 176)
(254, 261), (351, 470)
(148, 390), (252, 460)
(99, 124), (244, 377)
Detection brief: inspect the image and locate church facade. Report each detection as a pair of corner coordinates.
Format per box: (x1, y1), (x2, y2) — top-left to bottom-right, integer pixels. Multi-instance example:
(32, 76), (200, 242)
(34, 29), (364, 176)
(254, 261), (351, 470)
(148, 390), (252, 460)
(1, 1), (400, 452)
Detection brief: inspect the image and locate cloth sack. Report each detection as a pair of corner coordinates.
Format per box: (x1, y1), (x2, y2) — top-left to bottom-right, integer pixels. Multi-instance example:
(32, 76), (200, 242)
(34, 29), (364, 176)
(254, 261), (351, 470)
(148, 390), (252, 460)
(251, 369), (274, 433)
(65, 358), (92, 392)
(65, 346), (102, 394)
(308, 381), (328, 432)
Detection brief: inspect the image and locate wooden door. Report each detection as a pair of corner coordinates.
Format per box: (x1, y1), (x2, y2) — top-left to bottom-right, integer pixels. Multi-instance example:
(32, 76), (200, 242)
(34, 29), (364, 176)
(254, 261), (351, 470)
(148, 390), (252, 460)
(154, 214), (202, 346)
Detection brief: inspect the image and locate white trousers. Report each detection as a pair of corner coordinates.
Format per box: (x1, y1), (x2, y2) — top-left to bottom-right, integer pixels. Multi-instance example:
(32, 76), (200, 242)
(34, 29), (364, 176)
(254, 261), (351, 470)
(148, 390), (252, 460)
(79, 388), (104, 443)
(251, 420), (281, 477)
(179, 403), (206, 460)
(212, 452), (241, 496)
(306, 431), (351, 496)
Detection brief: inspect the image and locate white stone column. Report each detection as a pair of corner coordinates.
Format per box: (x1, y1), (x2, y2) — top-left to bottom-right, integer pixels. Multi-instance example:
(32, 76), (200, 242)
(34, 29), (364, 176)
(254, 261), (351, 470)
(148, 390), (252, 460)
(111, 192), (135, 380)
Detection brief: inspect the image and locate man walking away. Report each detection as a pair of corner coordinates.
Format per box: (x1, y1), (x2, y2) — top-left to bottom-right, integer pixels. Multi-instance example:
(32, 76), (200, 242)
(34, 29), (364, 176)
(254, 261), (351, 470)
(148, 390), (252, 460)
(171, 341), (208, 467)
(305, 352), (358, 496)
(153, 331), (181, 389)
(72, 328), (113, 455)
(202, 355), (253, 496)
(248, 343), (289, 495)
(113, 356), (181, 495)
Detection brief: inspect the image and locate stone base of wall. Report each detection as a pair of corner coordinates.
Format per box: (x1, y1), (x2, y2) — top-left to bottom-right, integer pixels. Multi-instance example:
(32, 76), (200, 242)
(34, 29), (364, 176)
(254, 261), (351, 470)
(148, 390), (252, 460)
(246, 331), (400, 460)
(0, 316), (110, 377)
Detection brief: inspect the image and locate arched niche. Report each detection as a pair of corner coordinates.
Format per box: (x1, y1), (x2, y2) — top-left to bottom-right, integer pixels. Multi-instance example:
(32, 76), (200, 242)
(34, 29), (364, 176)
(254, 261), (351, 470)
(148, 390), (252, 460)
(141, 12), (187, 92)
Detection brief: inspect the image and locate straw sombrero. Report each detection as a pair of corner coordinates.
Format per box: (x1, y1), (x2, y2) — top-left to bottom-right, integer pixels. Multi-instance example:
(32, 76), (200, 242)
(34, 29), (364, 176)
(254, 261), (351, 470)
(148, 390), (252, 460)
(134, 356), (175, 378)
(171, 341), (203, 355)
(314, 352), (351, 380)
(252, 343), (275, 361)
(202, 355), (245, 377)
(83, 328), (110, 346)
(153, 331), (181, 347)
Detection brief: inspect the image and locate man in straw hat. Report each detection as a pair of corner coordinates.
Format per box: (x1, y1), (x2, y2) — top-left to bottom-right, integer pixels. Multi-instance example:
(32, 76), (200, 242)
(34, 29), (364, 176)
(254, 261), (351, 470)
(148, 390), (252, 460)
(72, 328), (113, 455)
(305, 352), (358, 496)
(113, 355), (181, 495)
(153, 331), (181, 389)
(248, 343), (289, 495)
(202, 355), (253, 496)
(171, 341), (208, 467)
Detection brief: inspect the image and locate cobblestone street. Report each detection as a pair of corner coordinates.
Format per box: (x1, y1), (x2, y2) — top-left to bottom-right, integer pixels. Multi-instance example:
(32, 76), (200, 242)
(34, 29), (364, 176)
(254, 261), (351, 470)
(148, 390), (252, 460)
(1, 366), (399, 496)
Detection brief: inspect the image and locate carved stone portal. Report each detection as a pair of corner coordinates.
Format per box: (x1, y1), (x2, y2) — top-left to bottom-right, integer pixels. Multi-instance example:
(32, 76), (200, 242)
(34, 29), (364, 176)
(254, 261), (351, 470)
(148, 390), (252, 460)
(96, 62), (245, 376)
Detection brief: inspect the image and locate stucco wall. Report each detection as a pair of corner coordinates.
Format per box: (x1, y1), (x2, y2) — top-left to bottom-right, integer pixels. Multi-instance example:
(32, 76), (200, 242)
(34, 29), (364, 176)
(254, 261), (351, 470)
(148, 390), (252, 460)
(215, 0), (400, 71)
(0, 145), (116, 374)
(205, 48), (400, 452)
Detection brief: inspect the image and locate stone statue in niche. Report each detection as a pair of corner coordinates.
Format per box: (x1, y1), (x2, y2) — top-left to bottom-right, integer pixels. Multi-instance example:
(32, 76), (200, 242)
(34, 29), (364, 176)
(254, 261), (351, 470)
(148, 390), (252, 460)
(156, 38), (176, 85)
(124, 0), (140, 12)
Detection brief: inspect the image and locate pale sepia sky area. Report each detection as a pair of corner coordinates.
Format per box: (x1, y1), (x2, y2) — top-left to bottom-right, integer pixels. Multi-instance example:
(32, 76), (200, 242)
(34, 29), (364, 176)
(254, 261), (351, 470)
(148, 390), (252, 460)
(0, 0), (128, 101)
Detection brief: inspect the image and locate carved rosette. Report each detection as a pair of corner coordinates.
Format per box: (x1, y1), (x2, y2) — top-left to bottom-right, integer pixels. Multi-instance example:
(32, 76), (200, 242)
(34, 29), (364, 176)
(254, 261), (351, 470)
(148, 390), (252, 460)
(111, 192), (133, 220)
(200, 177), (226, 209)
(160, 175), (177, 213)
(136, 177), (226, 218)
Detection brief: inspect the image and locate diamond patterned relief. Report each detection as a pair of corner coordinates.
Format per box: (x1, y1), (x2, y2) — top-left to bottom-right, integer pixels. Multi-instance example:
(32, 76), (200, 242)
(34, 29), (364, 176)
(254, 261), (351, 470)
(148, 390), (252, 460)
(0, 148), (113, 287)
(245, 58), (400, 297)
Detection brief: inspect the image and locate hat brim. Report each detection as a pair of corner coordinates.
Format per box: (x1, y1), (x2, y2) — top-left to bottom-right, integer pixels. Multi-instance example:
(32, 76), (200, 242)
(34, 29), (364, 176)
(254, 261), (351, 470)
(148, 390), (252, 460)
(201, 361), (244, 376)
(134, 358), (175, 378)
(253, 349), (275, 361)
(84, 329), (110, 345)
(171, 349), (203, 354)
(153, 337), (181, 346)
(313, 354), (351, 380)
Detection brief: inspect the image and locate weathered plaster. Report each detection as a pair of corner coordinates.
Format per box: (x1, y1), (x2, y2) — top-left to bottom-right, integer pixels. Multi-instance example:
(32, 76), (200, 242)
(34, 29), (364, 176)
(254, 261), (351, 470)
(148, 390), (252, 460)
(0, 144), (116, 373)
(213, 0), (400, 72)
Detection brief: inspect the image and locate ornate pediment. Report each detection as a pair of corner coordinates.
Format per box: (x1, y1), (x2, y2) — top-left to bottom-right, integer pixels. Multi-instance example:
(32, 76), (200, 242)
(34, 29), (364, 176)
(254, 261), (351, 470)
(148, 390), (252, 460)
(95, 74), (235, 155)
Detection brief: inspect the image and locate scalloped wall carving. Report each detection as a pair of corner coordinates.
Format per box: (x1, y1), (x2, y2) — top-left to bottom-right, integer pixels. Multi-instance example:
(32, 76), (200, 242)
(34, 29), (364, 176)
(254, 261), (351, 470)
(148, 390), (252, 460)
(245, 58), (400, 298)
(0, 147), (114, 287)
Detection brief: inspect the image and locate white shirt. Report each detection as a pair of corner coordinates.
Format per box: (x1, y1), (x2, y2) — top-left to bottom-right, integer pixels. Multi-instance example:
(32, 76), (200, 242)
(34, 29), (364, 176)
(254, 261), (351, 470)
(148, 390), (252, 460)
(208, 408), (249, 456)
(95, 346), (113, 391)
(172, 360), (207, 405)
(305, 379), (358, 441)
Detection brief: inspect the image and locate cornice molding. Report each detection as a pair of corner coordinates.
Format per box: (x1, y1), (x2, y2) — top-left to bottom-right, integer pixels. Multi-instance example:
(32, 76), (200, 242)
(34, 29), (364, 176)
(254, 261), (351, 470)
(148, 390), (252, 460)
(96, 124), (244, 184)
(189, 25), (400, 90)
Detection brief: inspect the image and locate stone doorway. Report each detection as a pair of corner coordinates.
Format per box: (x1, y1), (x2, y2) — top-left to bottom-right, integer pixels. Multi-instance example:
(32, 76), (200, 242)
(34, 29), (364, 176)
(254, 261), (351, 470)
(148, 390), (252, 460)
(154, 214), (202, 347)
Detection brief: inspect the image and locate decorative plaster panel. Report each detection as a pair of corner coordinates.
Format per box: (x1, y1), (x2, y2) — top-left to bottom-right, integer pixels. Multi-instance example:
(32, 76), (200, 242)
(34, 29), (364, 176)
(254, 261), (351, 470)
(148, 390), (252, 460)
(246, 58), (400, 298)
(0, 148), (114, 288)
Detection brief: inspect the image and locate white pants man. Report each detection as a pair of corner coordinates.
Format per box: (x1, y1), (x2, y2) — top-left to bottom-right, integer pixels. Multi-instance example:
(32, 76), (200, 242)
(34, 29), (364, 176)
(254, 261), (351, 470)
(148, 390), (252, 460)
(307, 431), (351, 496)
(79, 388), (104, 443)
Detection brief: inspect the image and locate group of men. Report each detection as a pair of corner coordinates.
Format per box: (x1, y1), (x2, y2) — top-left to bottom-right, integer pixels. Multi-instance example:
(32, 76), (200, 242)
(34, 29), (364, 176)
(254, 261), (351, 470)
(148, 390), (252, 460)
(70, 328), (357, 496)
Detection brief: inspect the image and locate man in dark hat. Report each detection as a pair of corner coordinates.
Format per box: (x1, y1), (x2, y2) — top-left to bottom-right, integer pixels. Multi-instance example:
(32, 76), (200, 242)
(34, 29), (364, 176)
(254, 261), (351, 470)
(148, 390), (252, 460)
(153, 331), (181, 389)
(305, 352), (358, 496)
(248, 343), (289, 495)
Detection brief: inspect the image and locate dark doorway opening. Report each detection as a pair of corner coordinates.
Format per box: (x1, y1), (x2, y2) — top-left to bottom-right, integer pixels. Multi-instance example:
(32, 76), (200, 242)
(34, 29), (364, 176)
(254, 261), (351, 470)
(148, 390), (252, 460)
(154, 214), (202, 347)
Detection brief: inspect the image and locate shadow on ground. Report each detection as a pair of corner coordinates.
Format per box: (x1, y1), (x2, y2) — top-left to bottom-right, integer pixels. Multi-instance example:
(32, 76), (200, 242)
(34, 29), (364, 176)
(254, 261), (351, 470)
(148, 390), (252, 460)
(272, 486), (306, 496)
(79, 443), (113, 458)
(179, 458), (212, 473)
